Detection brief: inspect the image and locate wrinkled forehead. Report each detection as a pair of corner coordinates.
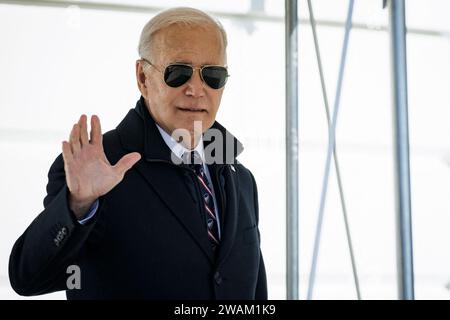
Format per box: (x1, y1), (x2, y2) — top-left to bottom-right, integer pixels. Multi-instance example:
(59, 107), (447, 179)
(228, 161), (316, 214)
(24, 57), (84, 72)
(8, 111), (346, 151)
(151, 24), (226, 65)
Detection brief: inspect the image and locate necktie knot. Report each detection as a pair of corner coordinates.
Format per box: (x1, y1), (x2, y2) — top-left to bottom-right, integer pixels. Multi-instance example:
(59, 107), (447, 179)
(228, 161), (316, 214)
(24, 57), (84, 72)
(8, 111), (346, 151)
(184, 151), (203, 174)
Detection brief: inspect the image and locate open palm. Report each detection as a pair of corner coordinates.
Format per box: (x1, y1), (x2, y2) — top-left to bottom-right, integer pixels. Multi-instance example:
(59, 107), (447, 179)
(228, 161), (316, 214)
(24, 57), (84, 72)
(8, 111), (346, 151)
(62, 115), (141, 218)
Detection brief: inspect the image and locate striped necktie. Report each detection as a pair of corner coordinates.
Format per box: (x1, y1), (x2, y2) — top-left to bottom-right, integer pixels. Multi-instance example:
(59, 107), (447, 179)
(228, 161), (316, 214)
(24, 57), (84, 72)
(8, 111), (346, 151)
(187, 151), (220, 251)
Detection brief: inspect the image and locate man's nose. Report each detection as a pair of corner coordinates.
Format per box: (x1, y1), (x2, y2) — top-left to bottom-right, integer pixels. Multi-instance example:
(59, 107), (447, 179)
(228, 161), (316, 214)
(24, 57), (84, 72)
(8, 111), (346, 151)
(184, 69), (206, 97)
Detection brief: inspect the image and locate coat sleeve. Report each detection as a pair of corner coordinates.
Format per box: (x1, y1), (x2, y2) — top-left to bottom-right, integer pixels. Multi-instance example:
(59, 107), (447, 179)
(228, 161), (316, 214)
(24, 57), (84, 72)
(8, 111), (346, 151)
(8, 154), (102, 296)
(250, 171), (268, 300)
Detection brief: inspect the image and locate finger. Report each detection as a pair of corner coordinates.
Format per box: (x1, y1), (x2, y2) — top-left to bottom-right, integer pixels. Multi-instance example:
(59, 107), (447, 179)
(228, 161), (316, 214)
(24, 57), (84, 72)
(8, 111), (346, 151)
(69, 123), (81, 153)
(90, 115), (103, 145)
(113, 152), (141, 177)
(79, 114), (89, 146)
(61, 141), (74, 164)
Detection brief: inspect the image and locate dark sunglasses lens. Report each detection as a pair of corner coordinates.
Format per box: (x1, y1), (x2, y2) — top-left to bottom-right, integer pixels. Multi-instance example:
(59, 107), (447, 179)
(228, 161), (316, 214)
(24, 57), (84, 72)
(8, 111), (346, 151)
(164, 65), (193, 87)
(202, 66), (228, 89)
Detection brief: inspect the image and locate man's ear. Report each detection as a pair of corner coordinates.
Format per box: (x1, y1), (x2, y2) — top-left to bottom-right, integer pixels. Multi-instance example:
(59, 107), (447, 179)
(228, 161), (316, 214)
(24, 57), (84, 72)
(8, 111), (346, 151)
(136, 60), (148, 95)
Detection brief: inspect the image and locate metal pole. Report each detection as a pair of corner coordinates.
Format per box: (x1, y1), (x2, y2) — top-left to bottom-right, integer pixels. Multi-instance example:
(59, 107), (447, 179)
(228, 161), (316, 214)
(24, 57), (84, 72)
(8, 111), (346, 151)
(388, 0), (415, 300)
(285, 0), (299, 300)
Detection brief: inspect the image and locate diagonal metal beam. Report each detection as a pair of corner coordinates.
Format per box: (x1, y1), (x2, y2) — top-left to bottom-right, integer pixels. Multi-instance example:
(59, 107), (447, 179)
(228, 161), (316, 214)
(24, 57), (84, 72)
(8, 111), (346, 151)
(306, 0), (361, 300)
(307, 0), (354, 300)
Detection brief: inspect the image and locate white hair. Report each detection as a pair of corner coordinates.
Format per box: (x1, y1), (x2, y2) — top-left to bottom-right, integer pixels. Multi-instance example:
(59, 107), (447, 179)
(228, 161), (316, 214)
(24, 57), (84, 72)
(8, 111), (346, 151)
(138, 7), (228, 60)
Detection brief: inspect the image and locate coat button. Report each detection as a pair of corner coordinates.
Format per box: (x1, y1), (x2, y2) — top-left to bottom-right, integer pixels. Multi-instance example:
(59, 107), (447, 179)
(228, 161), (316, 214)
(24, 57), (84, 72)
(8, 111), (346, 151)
(214, 271), (222, 285)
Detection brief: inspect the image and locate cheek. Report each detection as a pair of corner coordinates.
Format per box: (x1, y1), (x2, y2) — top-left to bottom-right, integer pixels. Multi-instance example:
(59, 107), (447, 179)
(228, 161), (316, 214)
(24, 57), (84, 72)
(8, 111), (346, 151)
(203, 94), (222, 127)
(148, 84), (172, 108)
(210, 91), (224, 113)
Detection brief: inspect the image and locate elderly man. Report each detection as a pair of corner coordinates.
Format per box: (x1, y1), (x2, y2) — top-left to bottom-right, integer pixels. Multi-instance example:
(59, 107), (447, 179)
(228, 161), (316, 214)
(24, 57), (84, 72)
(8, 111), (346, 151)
(9, 7), (267, 300)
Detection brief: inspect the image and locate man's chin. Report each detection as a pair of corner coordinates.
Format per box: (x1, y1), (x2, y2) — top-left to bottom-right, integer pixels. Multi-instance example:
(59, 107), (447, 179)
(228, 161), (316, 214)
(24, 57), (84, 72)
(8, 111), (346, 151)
(170, 124), (204, 148)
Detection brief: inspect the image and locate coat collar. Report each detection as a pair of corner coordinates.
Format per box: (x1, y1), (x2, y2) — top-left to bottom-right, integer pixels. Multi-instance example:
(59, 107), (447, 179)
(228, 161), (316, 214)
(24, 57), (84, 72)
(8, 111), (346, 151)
(117, 96), (244, 166)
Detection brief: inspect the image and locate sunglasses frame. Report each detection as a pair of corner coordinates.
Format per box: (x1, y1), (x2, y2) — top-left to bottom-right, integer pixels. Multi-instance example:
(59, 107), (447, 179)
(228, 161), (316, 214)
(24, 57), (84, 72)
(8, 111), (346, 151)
(140, 58), (229, 89)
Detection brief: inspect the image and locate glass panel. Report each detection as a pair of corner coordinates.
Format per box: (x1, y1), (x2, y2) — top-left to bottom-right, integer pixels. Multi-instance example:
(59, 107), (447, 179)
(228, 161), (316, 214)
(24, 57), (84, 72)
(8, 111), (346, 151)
(297, 0), (450, 299)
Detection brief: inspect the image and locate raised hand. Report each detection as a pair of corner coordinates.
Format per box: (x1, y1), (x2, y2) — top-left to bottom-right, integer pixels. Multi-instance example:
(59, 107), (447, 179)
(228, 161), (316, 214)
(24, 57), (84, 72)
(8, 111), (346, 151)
(62, 115), (141, 219)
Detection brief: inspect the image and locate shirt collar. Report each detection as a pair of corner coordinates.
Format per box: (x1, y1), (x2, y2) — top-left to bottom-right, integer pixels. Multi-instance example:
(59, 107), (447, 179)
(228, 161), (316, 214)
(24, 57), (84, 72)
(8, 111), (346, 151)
(155, 123), (205, 163)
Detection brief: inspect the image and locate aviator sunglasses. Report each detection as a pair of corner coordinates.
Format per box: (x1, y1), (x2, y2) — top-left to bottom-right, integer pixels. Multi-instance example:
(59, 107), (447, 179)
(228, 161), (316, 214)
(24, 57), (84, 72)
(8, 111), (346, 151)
(140, 58), (229, 89)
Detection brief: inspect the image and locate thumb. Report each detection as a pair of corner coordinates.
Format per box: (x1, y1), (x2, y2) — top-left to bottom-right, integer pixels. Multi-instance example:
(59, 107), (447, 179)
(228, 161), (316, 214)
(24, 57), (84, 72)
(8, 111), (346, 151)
(113, 152), (141, 177)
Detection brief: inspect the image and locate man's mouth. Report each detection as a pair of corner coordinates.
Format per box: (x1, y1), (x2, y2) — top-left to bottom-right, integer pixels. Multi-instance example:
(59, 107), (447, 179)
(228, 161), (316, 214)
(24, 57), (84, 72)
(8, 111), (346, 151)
(177, 107), (207, 113)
